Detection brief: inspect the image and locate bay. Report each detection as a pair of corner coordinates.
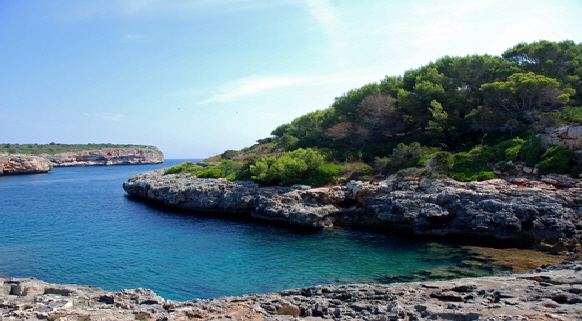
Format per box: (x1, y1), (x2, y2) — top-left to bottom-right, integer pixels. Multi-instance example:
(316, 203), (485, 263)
(0, 160), (502, 301)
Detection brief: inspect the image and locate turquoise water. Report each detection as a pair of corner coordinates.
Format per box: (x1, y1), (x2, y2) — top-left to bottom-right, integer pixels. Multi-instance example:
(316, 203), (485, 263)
(0, 160), (488, 301)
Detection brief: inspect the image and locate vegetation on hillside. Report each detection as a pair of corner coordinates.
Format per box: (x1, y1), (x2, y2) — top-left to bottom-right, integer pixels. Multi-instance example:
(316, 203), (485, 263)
(169, 40), (582, 186)
(0, 143), (153, 155)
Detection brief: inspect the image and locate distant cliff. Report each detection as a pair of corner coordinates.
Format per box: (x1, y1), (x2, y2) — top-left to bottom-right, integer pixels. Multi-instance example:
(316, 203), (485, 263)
(0, 154), (53, 175)
(0, 147), (164, 175)
(44, 146), (164, 167)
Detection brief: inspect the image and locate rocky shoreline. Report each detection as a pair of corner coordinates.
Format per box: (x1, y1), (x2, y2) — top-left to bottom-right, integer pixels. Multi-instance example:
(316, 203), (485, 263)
(2, 260), (581, 320)
(123, 170), (582, 251)
(0, 147), (164, 175)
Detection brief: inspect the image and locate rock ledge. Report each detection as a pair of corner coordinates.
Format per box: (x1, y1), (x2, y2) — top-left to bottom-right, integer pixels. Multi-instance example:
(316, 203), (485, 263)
(2, 261), (581, 320)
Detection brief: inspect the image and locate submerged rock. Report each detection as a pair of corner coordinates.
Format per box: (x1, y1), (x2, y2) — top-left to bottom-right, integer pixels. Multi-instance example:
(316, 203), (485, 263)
(2, 261), (582, 320)
(124, 170), (582, 250)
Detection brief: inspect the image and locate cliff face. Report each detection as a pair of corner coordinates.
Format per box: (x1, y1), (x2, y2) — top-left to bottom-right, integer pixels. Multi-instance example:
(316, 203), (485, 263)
(542, 125), (582, 151)
(0, 154), (53, 175)
(124, 170), (582, 250)
(45, 147), (164, 167)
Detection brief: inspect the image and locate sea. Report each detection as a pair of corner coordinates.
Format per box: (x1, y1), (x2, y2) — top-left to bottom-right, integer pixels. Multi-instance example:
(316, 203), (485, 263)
(0, 159), (508, 301)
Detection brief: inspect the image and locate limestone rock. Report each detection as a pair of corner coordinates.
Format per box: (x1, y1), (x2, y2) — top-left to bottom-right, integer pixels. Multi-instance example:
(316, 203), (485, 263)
(2, 261), (581, 320)
(45, 146), (164, 167)
(124, 170), (582, 250)
(0, 154), (52, 175)
(542, 125), (582, 150)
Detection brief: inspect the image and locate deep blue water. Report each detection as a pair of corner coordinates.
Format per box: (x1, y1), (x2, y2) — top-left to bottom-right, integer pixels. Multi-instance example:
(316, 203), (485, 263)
(0, 160), (486, 301)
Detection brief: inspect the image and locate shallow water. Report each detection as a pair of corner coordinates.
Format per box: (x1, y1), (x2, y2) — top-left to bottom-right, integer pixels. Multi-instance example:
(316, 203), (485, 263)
(0, 160), (562, 301)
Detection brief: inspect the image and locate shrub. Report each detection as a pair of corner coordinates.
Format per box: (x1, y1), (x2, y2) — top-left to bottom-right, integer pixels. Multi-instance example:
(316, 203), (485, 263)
(303, 163), (341, 186)
(164, 162), (204, 175)
(221, 150), (239, 160)
(424, 151), (454, 174)
(164, 160), (243, 178)
(197, 168), (223, 178)
(373, 157), (390, 172)
(450, 152), (494, 182)
(215, 160), (243, 177)
(538, 145), (574, 174)
(561, 106), (582, 124)
(505, 143), (522, 161)
(383, 142), (435, 173)
(242, 148), (339, 186)
(350, 164), (374, 181)
(521, 136), (545, 167)
(340, 161), (371, 179)
(397, 167), (422, 178)
(538, 111), (563, 128)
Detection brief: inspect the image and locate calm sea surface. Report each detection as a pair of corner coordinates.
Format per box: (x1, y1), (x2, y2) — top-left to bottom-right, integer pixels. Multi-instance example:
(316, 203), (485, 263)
(0, 160), (497, 301)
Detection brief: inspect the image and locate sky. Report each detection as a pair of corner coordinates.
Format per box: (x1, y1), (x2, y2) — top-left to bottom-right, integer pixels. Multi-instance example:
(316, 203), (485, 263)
(1, 1), (581, 159)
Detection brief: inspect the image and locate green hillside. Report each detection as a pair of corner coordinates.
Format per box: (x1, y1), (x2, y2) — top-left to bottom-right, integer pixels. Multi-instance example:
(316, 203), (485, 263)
(173, 40), (582, 186)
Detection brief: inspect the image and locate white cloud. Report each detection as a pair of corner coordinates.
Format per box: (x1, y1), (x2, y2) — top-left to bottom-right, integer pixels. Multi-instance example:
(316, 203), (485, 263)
(121, 34), (149, 42)
(303, 0), (347, 64)
(84, 112), (125, 122)
(195, 65), (399, 105)
(197, 76), (296, 104)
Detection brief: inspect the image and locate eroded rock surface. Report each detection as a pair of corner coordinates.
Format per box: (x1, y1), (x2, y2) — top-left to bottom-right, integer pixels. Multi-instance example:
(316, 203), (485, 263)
(0, 154), (52, 175)
(2, 261), (581, 320)
(123, 170), (582, 250)
(542, 125), (582, 151)
(45, 147), (164, 167)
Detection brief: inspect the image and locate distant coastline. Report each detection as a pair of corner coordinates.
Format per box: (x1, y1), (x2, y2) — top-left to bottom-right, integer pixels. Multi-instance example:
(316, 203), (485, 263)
(0, 144), (164, 175)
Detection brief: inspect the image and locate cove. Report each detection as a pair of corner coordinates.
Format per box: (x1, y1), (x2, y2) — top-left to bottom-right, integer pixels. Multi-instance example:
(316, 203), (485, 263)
(0, 160), (559, 301)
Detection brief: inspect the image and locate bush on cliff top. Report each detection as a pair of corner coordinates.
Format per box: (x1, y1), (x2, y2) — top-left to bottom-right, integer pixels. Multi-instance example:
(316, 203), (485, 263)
(167, 148), (340, 187)
(164, 160), (243, 180)
(235, 148), (340, 186)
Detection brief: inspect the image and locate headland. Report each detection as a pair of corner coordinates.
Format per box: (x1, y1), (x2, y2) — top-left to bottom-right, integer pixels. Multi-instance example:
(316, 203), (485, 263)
(0, 146), (164, 175)
(123, 168), (582, 252)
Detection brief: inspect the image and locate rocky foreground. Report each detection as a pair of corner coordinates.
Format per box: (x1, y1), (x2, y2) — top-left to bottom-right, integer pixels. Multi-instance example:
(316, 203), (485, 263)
(123, 170), (582, 251)
(1, 261), (581, 320)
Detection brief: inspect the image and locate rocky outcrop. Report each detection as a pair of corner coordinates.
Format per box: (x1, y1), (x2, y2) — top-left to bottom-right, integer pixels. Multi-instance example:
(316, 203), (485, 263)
(542, 126), (582, 151)
(124, 170), (582, 250)
(2, 261), (582, 320)
(45, 146), (164, 167)
(0, 154), (52, 175)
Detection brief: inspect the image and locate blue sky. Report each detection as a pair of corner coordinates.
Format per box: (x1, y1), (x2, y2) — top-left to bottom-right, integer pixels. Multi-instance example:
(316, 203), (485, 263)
(1, 0), (581, 159)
